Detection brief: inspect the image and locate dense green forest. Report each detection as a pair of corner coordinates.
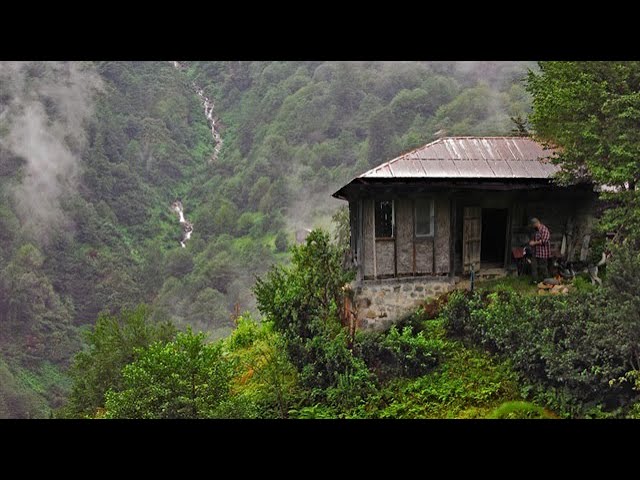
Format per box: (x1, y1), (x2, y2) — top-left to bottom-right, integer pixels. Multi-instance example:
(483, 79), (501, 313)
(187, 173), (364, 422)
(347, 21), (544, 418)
(3, 61), (638, 419)
(0, 61), (535, 417)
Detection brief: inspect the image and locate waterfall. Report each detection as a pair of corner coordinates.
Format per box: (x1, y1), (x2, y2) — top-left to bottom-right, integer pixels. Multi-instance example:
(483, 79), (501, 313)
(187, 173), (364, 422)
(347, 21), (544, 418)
(171, 200), (193, 248)
(170, 61), (222, 162)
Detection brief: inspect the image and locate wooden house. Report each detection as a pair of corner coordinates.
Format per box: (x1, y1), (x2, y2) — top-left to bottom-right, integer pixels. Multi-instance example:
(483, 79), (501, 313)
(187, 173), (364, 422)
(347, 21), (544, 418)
(332, 137), (596, 328)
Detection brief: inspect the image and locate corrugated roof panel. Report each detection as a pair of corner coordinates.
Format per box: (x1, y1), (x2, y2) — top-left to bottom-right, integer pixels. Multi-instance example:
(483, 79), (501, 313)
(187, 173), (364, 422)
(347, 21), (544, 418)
(487, 159), (514, 177)
(395, 158), (426, 177)
(526, 159), (550, 177)
(426, 141), (449, 160)
(356, 137), (560, 179)
(493, 140), (516, 161)
(469, 138), (486, 160)
(505, 159), (531, 177)
(540, 161), (560, 177)
(451, 159), (489, 177)
(456, 139), (475, 160)
(428, 159), (462, 177)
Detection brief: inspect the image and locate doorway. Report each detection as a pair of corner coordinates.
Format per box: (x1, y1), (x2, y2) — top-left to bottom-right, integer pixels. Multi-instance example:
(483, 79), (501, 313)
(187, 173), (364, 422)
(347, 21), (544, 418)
(481, 208), (508, 266)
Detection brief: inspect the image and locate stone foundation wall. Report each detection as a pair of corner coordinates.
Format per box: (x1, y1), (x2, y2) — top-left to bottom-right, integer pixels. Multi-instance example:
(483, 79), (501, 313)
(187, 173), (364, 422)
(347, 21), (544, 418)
(353, 277), (454, 331)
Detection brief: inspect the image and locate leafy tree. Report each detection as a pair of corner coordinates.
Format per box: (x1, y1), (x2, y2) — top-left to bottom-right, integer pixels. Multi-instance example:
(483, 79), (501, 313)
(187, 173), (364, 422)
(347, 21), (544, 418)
(254, 229), (353, 342)
(164, 248), (194, 278)
(62, 305), (176, 417)
(104, 330), (234, 419)
(527, 61), (640, 240)
(254, 230), (372, 406)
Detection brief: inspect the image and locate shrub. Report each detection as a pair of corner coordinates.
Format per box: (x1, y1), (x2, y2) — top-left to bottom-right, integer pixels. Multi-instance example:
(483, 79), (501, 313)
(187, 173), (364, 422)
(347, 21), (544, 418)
(442, 259), (640, 417)
(254, 229), (367, 410)
(487, 401), (554, 419)
(355, 325), (443, 381)
(225, 315), (298, 419)
(299, 330), (375, 409)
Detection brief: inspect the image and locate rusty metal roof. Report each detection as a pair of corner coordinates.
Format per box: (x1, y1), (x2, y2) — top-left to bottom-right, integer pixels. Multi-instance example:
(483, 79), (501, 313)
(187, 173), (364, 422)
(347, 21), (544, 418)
(358, 137), (559, 180)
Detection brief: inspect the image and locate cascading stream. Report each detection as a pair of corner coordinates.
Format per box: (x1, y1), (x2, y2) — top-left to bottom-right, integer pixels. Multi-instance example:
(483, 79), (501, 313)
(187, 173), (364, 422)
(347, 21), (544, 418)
(171, 200), (193, 248)
(170, 61), (223, 162)
(168, 61), (224, 248)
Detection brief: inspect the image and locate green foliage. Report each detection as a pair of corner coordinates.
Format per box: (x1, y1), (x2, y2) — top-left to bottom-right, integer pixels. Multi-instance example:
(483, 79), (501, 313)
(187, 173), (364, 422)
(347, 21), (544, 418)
(62, 305), (176, 417)
(163, 248), (194, 278)
(274, 230), (288, 253)
(225, 315), (298, 418)
(572, 276), (596, 293)
(527, 61), (640, 241)
(0, 243), (76, 365)
(487, 401), (554, 419)
(104, 329), (235, 418)
(353, 319), (524, 419)
(254, 229), (354, 342)
(0, 359), (54, 418)
(254, 229), (374, 409)
(1, 61), (536, 416)
(355, 326), (442, 381)
(443, 249), (640, 417)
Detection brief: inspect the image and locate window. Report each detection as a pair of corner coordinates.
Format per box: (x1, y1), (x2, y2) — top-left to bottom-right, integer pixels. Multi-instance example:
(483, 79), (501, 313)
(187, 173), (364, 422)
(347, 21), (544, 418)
(375, 200), (394, 238)
(415, 198), (434, 237)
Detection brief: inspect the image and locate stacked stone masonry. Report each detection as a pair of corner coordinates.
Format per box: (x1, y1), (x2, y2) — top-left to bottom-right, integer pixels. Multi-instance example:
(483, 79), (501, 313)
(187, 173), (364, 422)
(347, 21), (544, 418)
(353, 277), (454, 331)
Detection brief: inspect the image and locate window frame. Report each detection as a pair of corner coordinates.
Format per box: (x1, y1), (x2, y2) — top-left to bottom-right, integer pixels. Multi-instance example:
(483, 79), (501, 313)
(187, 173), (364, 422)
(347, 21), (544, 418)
(414, 197), (435, 238)
(374, 199), (395, 239)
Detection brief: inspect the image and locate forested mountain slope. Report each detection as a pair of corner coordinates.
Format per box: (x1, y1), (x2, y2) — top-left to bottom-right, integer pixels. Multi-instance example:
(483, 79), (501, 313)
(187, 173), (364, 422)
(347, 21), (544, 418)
(0, 61), (534, 418)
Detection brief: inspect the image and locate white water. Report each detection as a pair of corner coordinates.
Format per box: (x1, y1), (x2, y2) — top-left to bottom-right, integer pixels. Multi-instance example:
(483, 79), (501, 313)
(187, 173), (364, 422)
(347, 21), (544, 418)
(167, 61), (224, 248)
(170, 61), (222, 162)
(171, 200), (193, 248)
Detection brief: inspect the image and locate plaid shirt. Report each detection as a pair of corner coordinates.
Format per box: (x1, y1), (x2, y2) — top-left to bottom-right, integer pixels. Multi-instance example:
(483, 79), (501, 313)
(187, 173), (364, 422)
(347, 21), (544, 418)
(533, 223), (551, 258)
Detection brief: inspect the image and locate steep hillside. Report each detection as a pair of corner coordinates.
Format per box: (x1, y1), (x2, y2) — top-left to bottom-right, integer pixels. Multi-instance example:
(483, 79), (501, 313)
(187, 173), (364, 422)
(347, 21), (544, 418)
(0, 61), (534, 417)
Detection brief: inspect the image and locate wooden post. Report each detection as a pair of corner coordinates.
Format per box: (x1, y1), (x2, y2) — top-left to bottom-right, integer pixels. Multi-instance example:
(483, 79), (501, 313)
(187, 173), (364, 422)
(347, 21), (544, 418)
(503, 203), (513, 269)
(450, 196), (456, 279)
(432, 196), (437, 274)
(393, 197), (398, 278)
(358, 199), (364, 281)
(412, 198), (416, 276)
(372, 198), (377, 279)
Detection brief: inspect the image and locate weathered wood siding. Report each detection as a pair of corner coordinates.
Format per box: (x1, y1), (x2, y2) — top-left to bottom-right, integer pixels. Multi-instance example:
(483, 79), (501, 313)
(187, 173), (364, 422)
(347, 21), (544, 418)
(435, 196), (450, 273)
(363, 198), (374, 278)
(395, 197), (413, 275)
(375, 240), (395, 276)
(350, 185), (595, 279)
(414, 239), (433, 274)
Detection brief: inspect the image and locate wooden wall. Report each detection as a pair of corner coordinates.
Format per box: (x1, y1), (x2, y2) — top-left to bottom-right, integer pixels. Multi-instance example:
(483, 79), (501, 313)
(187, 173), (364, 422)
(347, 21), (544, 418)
(362, 199), (374, 278)
(435, 197), (450, 273)
(414, 240), (433, 274)
(359, 193), (450, 279)
(395, 198), (413, 275)
(353, 185), (596, 279)
(375, 240), (395, 276)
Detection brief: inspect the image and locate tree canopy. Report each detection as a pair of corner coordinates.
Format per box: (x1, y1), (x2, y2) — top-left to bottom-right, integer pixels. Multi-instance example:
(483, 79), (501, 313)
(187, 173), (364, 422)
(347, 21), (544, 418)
(527, 61), (640, 240)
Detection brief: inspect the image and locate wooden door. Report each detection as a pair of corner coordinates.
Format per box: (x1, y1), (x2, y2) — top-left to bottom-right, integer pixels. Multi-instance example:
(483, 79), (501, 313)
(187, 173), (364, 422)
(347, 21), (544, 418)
(463, 207), (481, 274)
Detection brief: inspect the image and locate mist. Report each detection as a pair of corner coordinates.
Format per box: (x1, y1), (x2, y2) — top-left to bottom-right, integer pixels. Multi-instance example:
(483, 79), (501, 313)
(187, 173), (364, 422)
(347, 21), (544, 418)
(285, 61), (536, 237)
(0, 61), (102, 243)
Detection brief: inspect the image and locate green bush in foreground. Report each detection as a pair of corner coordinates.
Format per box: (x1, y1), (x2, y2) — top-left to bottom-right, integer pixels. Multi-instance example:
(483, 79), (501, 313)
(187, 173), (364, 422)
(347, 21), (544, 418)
(443, 247), (640, 417)
(105, 330), (236, 419)
(487, 401), (554, 419)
